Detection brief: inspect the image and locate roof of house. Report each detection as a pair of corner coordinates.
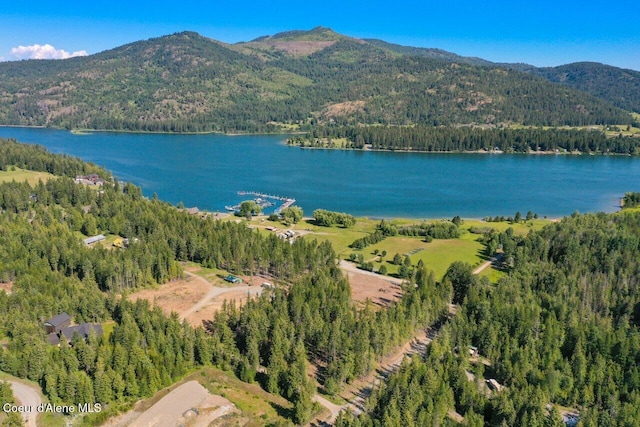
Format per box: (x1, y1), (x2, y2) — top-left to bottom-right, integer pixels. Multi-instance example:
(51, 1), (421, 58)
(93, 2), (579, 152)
(83, 234), (106, 245)
(45, 312), (71, 327)
(48, 333), (61, 345)
(60, 323), (103, 340)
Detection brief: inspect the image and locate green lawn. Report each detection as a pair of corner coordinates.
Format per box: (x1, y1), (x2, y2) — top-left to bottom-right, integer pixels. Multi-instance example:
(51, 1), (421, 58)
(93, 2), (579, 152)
(0, 167), (56, 186)
(245, 215), (552, 282)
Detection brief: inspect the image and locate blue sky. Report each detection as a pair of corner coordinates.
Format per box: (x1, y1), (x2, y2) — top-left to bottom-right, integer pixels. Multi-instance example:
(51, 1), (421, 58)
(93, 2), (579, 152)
(2, 0), (639, 70)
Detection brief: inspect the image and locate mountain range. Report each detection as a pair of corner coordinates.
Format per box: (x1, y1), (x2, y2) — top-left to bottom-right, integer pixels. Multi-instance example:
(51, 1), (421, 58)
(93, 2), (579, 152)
(0, 27), (638, 133)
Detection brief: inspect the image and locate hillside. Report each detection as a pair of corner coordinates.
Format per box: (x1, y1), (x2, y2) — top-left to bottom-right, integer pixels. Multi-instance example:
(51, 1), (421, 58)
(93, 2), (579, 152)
(0, 29), (635, 132)
(526, 62), (640, 113)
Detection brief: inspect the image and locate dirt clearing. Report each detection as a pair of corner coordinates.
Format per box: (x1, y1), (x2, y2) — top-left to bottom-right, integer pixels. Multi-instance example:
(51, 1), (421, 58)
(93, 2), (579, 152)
(0, 281), (13, 294)
(340, 261), (404, 309)
(185, 288), (262, 326)
(128, 275), (209, 319)
(128, 272), (263, 327)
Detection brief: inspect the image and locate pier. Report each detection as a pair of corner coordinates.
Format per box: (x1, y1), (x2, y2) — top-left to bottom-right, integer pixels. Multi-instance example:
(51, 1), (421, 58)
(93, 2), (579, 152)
(227, 191), (296, 214)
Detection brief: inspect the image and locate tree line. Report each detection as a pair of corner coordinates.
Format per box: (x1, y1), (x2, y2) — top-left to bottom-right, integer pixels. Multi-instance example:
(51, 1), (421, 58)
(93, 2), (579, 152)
(289, 125), (640, 154)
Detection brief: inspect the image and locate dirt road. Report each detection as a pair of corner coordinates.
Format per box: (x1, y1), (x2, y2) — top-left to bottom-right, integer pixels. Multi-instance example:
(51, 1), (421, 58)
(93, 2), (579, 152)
(8, 380), (42, 427)
(312, 305), (455, 425)
(339, 260), (404, 285)
(311, 395), (345, 425)
(179, 271), (262, 321)
(473, 259), (493, 274)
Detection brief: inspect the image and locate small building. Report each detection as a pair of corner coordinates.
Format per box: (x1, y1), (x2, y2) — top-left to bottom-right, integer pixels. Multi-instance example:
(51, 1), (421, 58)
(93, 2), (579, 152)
(224, 275), (243, 284)
(83, 234), (105, 246)
(44, 313), (71, 334)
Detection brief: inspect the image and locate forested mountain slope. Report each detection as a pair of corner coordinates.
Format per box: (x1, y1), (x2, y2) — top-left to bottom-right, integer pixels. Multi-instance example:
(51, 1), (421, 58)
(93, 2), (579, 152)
(364, 39), (640, 115)
(526, 62), (640, 114)
(0, 29), (634, 132)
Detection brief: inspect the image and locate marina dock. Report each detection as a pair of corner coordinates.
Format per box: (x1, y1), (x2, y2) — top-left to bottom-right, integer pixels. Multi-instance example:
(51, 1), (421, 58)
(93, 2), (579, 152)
(226, 191), (296, 214)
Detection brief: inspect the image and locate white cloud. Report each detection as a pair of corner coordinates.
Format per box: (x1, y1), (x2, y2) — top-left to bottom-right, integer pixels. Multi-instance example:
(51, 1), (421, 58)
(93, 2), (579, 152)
(10, 44), (87, 60)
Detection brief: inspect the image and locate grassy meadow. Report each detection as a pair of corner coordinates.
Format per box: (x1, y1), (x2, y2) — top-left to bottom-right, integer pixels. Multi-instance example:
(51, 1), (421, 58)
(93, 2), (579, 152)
(246, 215), (553, 281)
(0, 167), (56, 186)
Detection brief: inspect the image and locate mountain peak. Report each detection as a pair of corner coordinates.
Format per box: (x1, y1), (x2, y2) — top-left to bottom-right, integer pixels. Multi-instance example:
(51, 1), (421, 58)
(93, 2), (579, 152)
(252, 26), (346, 43)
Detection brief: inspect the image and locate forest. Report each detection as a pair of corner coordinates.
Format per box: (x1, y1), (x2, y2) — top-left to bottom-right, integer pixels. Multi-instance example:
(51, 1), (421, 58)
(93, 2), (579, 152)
(288, 125), (640, 154)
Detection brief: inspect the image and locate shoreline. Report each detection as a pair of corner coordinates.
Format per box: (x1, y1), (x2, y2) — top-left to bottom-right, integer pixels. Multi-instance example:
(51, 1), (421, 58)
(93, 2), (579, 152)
(2, 125), (635, 156)
(285, 142), (634, 156)
(0, 124), (303, 137)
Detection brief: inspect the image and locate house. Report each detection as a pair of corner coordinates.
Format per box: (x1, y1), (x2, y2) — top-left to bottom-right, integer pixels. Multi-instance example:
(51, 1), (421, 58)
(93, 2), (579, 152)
(44, 313), (71, 334)
(74, 174), (105, 186)
(83, 234), (105, 246)
(224, 275), (243, 284)
(48, 323), (103, 346)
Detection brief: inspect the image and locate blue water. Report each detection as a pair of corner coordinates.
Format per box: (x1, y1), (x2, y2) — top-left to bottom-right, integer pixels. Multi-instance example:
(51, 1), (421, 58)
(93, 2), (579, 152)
(1, 127), (639, 218)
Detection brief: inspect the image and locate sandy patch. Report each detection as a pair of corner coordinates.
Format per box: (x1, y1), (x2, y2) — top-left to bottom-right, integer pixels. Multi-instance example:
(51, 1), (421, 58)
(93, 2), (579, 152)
(0, 281), (13, 294)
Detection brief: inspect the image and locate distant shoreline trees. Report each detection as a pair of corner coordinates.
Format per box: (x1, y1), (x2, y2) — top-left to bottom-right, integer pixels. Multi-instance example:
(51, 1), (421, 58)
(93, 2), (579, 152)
(288, 126), (640, 155)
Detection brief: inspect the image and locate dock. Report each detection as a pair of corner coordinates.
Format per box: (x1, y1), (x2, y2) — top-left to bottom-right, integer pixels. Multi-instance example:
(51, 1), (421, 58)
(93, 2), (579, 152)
(228, 191), (296, 214)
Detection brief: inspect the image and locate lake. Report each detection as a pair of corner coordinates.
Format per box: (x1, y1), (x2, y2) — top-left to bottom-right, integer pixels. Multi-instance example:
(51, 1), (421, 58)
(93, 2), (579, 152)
(1, 127), (639, 218)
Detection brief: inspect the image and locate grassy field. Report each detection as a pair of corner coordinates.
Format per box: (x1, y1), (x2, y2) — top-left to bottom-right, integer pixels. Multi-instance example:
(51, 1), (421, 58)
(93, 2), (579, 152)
(246, 215), (553, 282)
(0, 167), (56, 186)
(195, 368), (297, 426)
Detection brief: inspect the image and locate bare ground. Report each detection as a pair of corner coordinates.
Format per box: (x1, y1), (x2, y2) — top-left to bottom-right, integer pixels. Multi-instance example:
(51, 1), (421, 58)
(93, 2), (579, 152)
(128, 271), (262, 327)
(106, 380), (238, 427)
(266, 41), (336, 55)
(0, 281), (13, 295)
(339, 260), (404, 309)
